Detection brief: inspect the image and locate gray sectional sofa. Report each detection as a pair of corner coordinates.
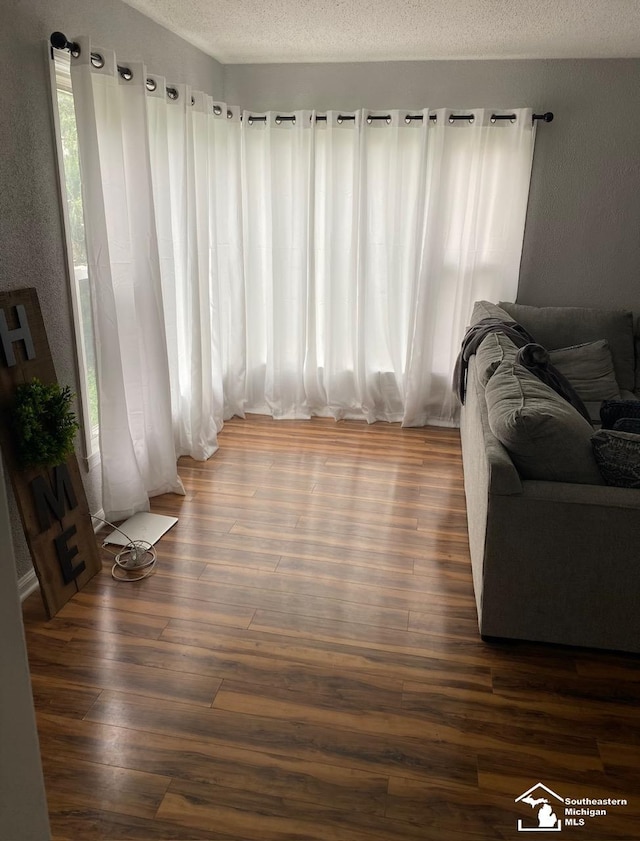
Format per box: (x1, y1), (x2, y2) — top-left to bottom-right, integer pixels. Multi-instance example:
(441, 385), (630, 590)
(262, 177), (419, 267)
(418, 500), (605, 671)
(459, 300), (640, 653)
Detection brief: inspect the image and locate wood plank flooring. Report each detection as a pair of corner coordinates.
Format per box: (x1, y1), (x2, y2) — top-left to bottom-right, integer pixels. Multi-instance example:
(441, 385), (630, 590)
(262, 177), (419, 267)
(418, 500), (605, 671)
(22, 415), (640, 840)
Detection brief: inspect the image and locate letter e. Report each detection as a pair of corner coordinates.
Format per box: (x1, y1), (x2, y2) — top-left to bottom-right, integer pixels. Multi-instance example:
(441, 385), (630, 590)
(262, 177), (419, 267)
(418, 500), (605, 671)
(54, 524), (86, 584)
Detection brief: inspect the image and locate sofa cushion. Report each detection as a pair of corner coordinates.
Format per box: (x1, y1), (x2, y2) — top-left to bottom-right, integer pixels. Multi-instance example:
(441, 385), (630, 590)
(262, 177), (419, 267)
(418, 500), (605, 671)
(548, 340), (620, 402)
(582, 403), (605, 425)
(592, 429), (640, 488)
(499, 302), (635, 392)
(485, 361), (604, 484)
(469, 300), (516, 327)
(475, 333), (520, 386)
(635, 316), (640, 392)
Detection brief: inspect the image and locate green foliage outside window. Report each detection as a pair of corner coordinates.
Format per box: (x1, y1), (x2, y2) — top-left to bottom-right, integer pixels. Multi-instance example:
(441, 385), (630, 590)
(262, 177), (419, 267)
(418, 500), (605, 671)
(57, 89), (87, 266)
(57, 83), (99, 433)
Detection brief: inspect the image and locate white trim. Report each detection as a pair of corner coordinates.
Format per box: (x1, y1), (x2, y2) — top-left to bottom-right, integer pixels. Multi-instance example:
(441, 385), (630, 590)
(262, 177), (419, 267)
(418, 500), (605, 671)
(92, 509), (106, 532)
(83, 450), (101, 472)
(18, 568), (39, 602)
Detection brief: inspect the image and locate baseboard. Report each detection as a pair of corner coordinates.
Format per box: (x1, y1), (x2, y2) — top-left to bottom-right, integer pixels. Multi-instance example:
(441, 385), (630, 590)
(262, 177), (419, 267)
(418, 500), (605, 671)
(18, 567), (39, 601)
(92, 508), (106, 532)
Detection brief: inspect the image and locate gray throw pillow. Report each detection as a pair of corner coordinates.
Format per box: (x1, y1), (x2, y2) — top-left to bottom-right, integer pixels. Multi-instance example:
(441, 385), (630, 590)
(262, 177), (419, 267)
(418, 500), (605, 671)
(469, 300), (516, 327)
(548, 339), (620, 402)
(498, 302), (635, 392)
(592, 430), (640, 488)
(486, 361), (604, 484)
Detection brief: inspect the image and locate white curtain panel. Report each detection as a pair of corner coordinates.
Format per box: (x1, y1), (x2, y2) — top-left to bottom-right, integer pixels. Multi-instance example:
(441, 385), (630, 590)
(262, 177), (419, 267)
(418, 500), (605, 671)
(241, 107), (536, 425)
(69, 42), (537, 511)
(242, 110), (315, 417)
(310, 110), (433, 423)
(146, 86), (245, 456)
(70, 41), (185, 519)
(404, 108), (536, 425)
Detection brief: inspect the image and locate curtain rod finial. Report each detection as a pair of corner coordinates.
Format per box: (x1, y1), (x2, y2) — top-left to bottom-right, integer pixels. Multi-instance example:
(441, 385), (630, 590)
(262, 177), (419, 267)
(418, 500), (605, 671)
(50, 31), (80, 54)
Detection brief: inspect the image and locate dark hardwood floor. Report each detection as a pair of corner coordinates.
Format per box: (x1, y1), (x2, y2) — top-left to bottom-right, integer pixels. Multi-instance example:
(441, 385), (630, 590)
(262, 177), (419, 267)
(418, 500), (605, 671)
(22, 416), (640, 840)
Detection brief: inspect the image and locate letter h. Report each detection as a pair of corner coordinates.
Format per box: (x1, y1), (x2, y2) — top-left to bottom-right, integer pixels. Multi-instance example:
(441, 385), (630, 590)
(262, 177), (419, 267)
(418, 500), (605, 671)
(0, 305), (36, 366)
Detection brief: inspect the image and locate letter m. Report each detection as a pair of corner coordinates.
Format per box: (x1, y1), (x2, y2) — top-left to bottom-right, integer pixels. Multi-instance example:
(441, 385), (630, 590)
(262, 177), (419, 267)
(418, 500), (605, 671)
(30, 464), (78, 532)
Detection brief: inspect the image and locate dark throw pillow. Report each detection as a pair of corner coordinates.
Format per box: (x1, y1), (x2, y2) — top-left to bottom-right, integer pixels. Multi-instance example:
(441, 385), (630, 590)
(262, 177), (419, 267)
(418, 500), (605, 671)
(600, 399), (640, 430)
(613, 417), (640, 435)
(591, 430), (640, 488)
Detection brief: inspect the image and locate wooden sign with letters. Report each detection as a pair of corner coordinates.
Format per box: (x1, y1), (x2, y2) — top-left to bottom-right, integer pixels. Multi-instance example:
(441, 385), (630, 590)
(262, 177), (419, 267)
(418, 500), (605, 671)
(0, 288), (102, 617)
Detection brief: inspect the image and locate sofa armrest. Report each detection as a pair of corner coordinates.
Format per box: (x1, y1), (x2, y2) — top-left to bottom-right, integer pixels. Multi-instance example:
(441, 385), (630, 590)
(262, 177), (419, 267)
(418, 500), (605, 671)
(521, 479), (640, 510)
(460, 356), (522, 622)
(482, 488), (640, 650)
(462, 357), (522, 496)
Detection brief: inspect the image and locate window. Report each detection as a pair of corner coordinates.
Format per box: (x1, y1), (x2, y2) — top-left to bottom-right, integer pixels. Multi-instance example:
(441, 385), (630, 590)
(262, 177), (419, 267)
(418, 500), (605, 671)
(49, 48), (99, 465)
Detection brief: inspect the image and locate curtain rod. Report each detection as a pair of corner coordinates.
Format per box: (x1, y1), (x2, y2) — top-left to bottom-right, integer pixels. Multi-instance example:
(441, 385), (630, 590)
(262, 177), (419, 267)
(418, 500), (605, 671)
(50, 33), (553, 126)
(249, 112), (554, 125)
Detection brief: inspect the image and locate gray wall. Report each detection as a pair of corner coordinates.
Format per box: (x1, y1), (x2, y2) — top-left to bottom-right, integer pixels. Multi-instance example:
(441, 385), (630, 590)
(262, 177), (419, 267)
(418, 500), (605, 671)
(225, 59), (640, 311)
(0, 456), (51, 840)
(0, 0), (223, 579)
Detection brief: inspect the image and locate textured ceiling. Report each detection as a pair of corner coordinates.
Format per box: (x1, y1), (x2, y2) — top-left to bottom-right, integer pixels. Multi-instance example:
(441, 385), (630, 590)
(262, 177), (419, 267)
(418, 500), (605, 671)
(119, 0), (640, 64)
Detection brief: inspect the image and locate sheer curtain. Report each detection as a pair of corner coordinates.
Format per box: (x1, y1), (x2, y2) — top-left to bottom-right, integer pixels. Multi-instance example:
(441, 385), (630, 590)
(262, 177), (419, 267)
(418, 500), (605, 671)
(69, 41), (537, 515)
(146, 84), (246, 454)
(242, 109), (315, 417)
(71, 43), (185, 519)
(404, 108), (536, 425)
(241, 107), (536, 425)
(312, 109), (434, 423)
